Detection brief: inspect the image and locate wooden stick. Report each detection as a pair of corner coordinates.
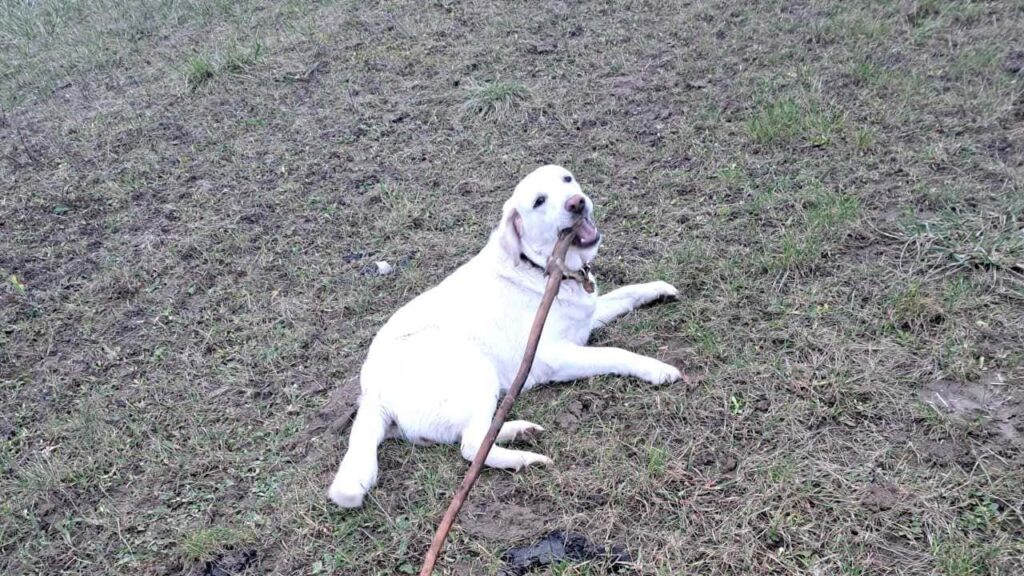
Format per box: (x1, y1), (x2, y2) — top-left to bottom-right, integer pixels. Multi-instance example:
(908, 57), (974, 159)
(419, 226), (580, 576)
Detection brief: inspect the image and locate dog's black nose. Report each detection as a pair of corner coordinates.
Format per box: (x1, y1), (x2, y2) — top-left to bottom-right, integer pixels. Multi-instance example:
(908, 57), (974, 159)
(565, 194), (585, 214)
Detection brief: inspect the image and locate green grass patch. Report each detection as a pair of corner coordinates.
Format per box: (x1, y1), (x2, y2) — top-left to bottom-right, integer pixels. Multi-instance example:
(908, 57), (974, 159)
(883, 281), (946, 335)
(184, 55), (216, 90)
(457, 79), (532, 120)
(747, 96), (844, 147)
(181, 526), (249, 562)
(758, 186), (861, 274)
(222, 40), (264, 74)
(183, 41), (264, 91)
(931, 535), (1001, 576)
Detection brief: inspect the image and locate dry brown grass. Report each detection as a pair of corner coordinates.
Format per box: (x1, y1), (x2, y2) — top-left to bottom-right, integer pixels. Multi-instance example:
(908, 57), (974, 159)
(2, 0), (1023, 574)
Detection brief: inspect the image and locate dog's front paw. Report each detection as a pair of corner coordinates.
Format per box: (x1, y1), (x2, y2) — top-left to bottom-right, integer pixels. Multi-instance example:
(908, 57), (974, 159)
(328, 480), (366, 509)
(647, 280), (679, 300)
(516, 424), (545, 443)
(522, 453), (554, 468)
(638, 359), (682, 386)
(500, 420), (546, 444)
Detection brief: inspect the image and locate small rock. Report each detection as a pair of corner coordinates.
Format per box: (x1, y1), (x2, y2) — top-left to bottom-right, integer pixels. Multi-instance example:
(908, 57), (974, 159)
(501, 530), (632, 575)
(361, 261), (394, 276)
(528, 40), (557, 54)
(343, 251), (365, 263)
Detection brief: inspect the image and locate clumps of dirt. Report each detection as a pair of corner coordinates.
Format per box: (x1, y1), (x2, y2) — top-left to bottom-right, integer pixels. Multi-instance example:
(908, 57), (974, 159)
(203, 548), (257, 576)
(693, 450), (738, 475)
(913, 438), (973, 467)
(500, 530), (633, 575)
(554, 411), (580, 431)
(920, 374), (1023, 448)
(553, 394), (608, 431)
(861, 484), (900, 513)
(459, 501), (550, 542)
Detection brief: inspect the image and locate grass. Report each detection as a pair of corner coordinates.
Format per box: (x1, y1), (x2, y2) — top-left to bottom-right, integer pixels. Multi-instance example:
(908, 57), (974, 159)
(184, 55), (215, 90)
(757, 184), (861, 276)
(457, 79), (532, 120)
(2, 0), (1024, 574)
(182, 526), (249, 562)
(747, 96), (845, 147)
(183, 41), (263, 91)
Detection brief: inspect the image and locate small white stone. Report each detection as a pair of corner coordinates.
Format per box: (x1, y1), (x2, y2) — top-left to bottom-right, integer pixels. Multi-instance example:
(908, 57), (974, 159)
(375, 261), (393, 275)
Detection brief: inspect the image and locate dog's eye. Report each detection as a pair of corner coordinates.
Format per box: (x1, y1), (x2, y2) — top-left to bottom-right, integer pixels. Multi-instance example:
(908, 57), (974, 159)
(533, 195), (547, 209)
(563, 175), (572, 183)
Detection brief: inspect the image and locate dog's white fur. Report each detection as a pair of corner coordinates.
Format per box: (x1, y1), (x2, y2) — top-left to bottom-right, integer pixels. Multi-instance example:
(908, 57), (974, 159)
(328, 165), (680, 508)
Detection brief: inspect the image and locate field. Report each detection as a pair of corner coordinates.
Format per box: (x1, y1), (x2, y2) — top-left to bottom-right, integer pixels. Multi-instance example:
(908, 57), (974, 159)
(2, 0), (1023, 574)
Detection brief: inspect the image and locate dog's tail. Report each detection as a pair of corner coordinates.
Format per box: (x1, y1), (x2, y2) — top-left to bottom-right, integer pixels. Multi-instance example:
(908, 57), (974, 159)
(328, 396), (390, 508)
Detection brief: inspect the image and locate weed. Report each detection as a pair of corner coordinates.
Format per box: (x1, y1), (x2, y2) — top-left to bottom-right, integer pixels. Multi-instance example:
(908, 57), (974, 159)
(647, 445), (668, 478)
(850, 60), (887, 88)
(884, 281), (945, 334)
(184, 55), (215, 90)
(222, 40), (264, 74)
(854, 126), (874, 152)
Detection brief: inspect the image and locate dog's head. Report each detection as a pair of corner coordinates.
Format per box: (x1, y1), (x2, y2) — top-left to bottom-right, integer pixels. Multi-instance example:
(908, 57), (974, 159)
(494, 165), (601, 272)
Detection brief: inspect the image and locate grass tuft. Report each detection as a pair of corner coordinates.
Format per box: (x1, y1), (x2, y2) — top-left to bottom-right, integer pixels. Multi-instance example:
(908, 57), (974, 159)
(222, 40), (264, 74)
(181, 526), (248, 562)
(182, 41), (263, 91)
(747, 96), (843, 147)
(748, 97), (802, 145)
(457, 79), (531, 120)
(184, 55), (215, 91)
(931, 535), (1000, 576)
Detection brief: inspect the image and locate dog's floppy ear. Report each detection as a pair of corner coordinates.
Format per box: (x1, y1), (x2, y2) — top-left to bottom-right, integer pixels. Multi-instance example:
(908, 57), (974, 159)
(495, 205), (523, 260)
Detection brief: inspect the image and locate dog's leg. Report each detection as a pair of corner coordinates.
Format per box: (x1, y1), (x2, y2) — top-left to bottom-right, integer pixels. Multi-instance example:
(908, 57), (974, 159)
(592, 281), (678, 329)
(496, 420), (545, 444)
(461, 415), (552, 470)
(328, 398), (390, 508)
(542, 345), (681, 385)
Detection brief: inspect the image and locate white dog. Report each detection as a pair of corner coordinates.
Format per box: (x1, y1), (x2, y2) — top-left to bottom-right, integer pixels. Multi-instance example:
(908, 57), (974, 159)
(328, 165), (681, 508)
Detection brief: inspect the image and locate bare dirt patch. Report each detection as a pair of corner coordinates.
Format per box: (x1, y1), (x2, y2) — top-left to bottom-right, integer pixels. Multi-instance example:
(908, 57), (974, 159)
(459, 501), (550, 543)
(921, 374), (1023, 450)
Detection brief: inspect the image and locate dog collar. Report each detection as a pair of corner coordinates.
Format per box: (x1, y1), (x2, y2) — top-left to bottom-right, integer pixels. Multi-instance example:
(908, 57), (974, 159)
(519, 253), (595, 293)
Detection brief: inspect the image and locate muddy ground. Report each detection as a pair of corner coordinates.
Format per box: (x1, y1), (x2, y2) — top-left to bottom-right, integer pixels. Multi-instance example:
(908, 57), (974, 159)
(2, 0), (1023, 574)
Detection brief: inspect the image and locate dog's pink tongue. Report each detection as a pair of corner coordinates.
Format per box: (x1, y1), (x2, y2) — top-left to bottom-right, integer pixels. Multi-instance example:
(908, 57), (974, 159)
(576, 217), (598, 244)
